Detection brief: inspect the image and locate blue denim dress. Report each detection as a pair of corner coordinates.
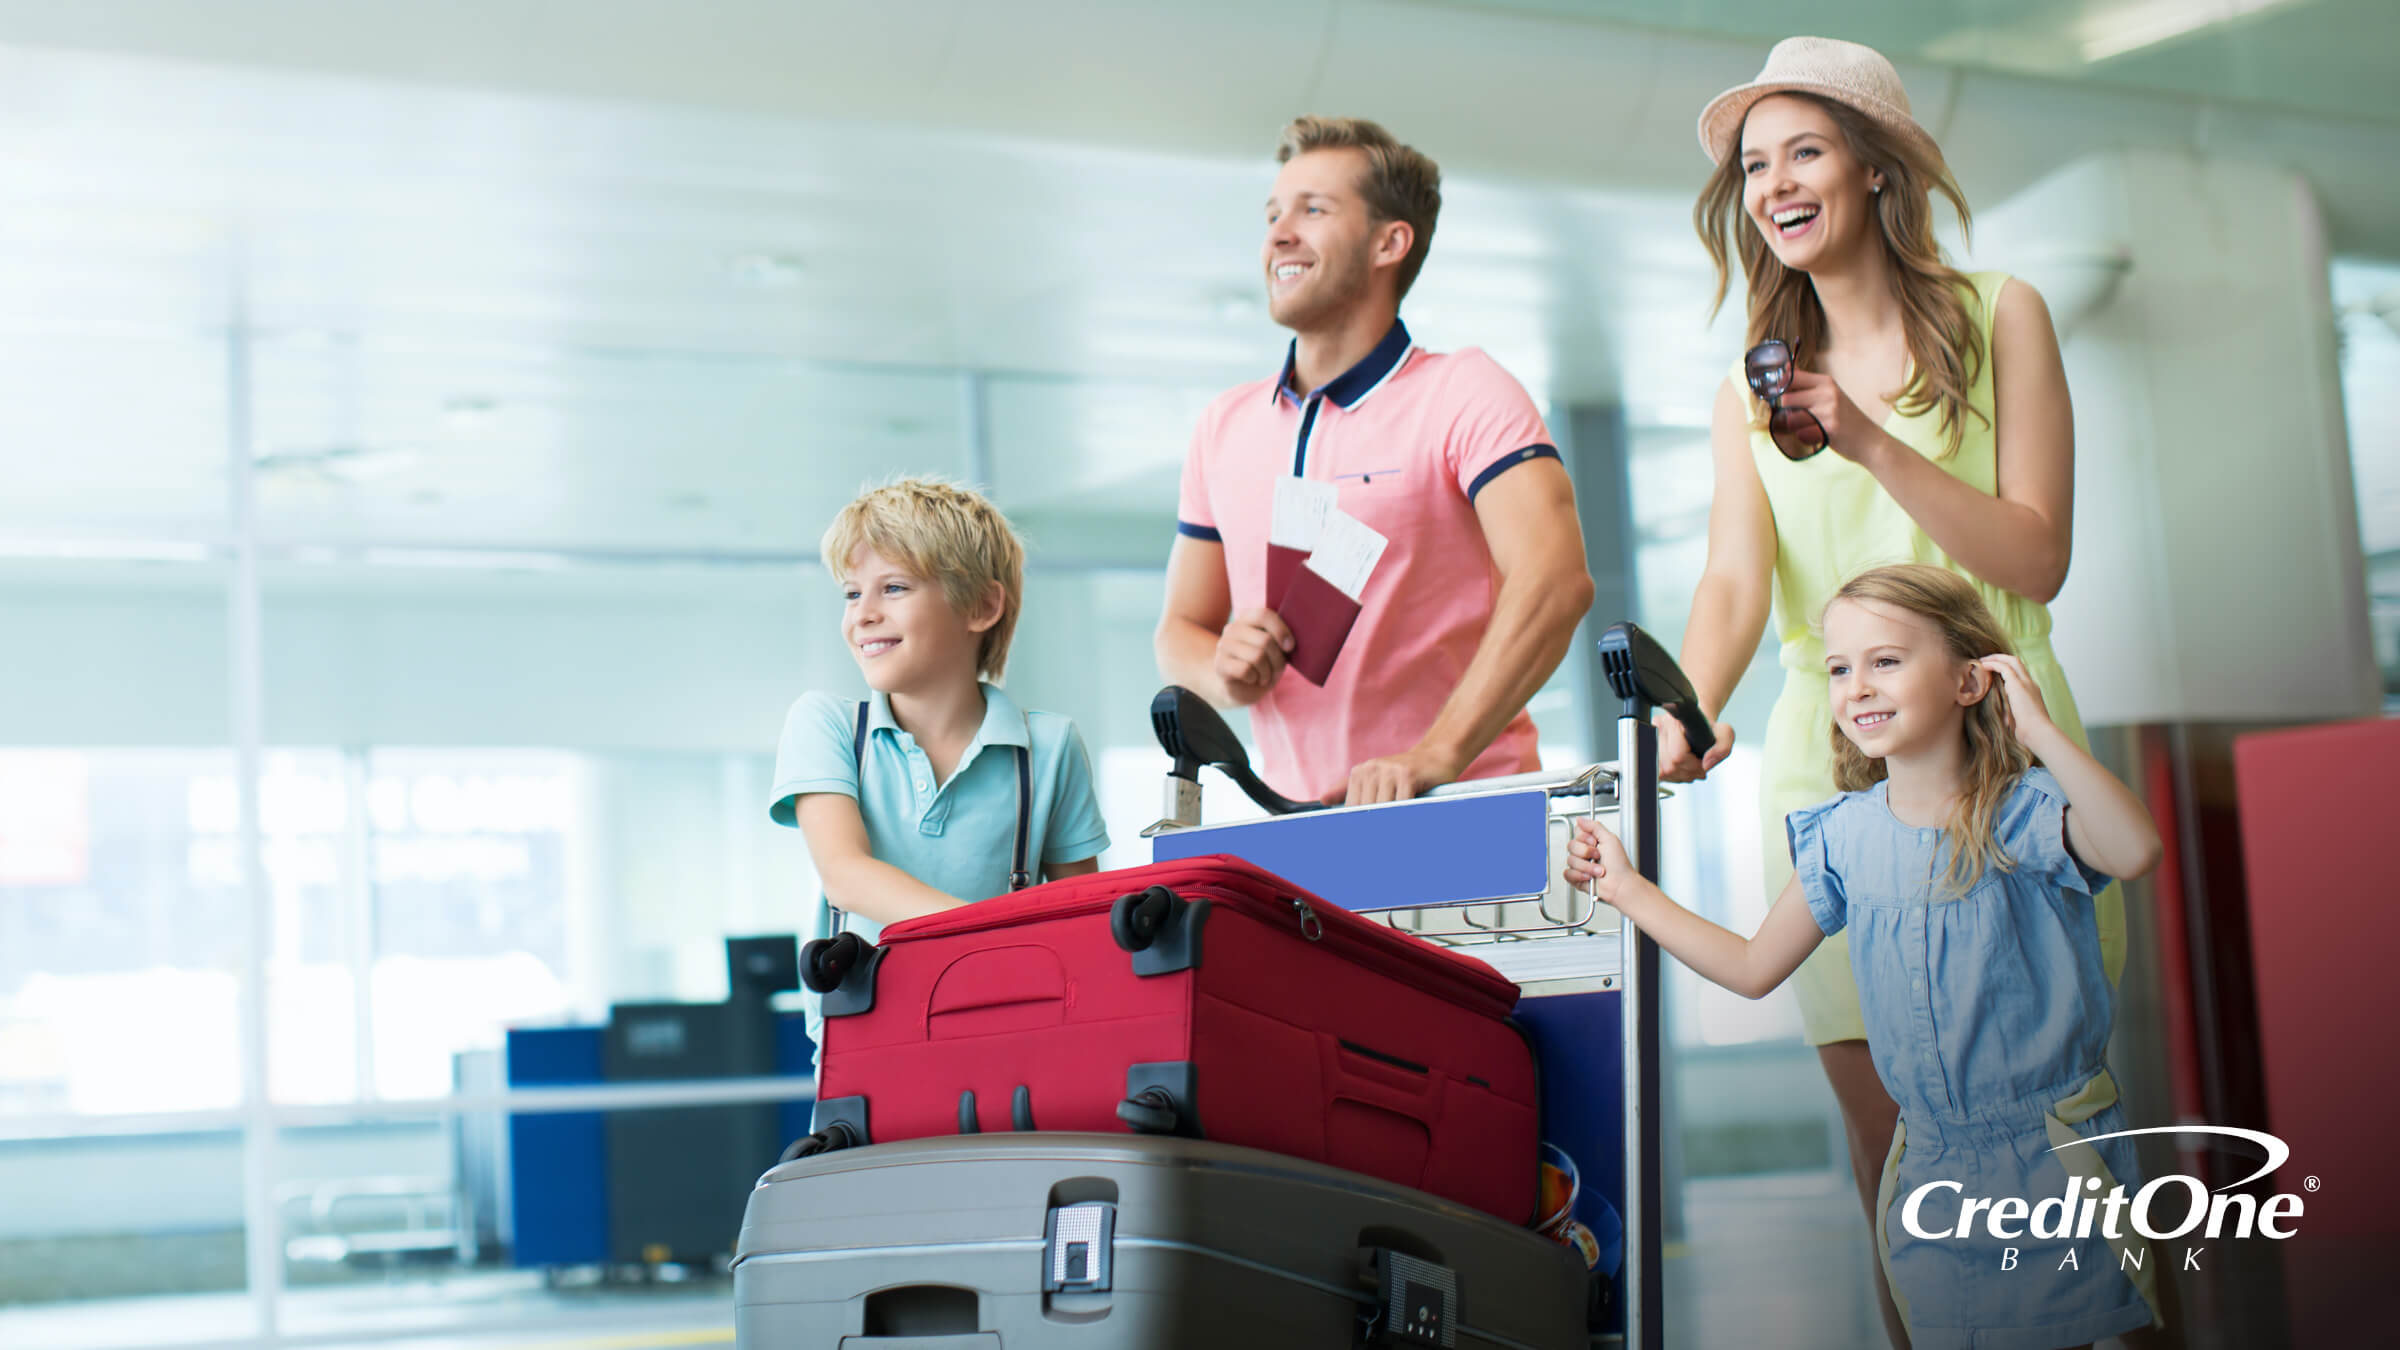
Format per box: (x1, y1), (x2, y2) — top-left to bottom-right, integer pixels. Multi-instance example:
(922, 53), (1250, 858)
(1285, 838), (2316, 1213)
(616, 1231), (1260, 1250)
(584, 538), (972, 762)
(1789, 768), (2162, 1350)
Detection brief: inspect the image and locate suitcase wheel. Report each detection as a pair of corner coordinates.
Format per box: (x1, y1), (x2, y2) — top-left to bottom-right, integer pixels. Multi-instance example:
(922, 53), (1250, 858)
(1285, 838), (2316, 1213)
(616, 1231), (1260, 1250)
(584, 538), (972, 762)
(1587, 1268), (1617, 1330)
(1109, 886), (1180, 953)
(776, 1119), (862, 1163)
(1115, 1085), (1182, 1134)
(799, 931), (868, 994)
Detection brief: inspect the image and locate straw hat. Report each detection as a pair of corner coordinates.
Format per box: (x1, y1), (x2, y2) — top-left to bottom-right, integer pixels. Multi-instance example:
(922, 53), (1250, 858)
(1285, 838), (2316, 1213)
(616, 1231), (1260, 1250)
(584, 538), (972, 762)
(1697, 36), (1941, 167)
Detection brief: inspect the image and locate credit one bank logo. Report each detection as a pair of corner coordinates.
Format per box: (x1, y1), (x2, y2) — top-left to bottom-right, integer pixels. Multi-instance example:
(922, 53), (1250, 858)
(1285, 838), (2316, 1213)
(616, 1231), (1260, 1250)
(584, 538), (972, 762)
(1900, 1126), (2306, 1247)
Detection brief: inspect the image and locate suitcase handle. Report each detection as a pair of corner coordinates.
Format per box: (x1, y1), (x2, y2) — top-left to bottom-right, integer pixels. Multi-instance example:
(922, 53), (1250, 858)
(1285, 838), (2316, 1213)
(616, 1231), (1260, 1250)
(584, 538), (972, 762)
(777, 1118), (863, 1164)
(1108, 886), (1209, 976)
(801, 931), (869, 993)
(1116, 1086), (1182, 1134)
(1328, 1039), (1442, 1116)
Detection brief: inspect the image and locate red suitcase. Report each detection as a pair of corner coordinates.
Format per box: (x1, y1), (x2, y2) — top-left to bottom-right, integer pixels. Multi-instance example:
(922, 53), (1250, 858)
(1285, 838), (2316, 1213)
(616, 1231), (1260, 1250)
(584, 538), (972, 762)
(796, 855), (1539, 1224)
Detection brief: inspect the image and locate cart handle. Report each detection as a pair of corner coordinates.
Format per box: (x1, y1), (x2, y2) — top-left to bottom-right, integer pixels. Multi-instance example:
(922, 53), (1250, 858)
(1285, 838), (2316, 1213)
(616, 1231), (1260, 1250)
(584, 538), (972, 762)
(1599, 622), (1715, 758)
(1149, 686), (1325, 817)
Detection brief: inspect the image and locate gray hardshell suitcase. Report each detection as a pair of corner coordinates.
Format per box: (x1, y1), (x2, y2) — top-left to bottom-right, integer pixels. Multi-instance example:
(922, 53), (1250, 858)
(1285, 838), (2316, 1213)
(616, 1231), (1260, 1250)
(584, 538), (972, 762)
(734, 1133), (1586, 1349)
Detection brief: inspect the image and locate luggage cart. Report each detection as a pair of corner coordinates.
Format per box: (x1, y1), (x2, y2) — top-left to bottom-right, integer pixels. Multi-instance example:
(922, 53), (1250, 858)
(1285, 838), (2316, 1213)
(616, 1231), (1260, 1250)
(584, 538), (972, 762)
(1142, 621), (1710, 1350)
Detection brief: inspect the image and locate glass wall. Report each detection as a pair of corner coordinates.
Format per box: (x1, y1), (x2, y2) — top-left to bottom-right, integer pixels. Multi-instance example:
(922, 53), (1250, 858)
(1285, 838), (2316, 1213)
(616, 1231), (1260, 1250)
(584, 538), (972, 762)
(1625, 421), (1842, 1187)
(0, 314), (257, 1339)
(2333, 257), (2400, 707)
(0, 303), (1247, 1346)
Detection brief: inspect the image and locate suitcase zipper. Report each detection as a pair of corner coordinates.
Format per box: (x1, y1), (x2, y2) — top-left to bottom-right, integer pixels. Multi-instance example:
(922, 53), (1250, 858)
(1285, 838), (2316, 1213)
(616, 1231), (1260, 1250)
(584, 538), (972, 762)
(880, 864), (1516, 1011)
(1291, 896), (1323, 941)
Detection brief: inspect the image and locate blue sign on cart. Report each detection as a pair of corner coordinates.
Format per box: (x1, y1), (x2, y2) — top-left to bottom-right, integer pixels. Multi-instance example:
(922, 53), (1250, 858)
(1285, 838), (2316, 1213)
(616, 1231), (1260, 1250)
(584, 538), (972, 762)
(1149, 788), (1552, 914)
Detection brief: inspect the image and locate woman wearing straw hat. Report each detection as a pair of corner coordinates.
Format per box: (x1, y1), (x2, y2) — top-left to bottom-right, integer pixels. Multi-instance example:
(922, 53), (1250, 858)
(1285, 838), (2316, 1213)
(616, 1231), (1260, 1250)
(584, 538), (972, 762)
(1660, 36), (2141, 1349)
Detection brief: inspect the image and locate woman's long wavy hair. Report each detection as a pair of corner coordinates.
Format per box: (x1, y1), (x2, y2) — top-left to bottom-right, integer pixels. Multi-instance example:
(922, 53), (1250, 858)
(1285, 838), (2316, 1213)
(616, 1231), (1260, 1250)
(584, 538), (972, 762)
(1696, 92), (1987, 457)
(1824, 565), (2033, 895)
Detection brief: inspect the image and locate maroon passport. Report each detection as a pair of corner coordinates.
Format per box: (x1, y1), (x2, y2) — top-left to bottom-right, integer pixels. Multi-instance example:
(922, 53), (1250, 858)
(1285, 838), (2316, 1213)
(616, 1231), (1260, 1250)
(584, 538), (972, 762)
(1266, 542), (1308, 614)
(1276, 563), (1364, 686)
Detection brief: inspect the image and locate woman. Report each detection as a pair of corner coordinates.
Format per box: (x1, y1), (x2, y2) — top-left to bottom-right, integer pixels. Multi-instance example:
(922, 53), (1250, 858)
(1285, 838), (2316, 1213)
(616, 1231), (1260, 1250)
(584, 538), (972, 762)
(1663, 37), (2125, 1349)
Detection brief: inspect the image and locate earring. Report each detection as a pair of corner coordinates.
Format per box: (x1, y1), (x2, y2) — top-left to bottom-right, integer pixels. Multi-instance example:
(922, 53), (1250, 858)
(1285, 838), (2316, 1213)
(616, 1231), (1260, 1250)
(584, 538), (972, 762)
(1871, 183), (1883, 195)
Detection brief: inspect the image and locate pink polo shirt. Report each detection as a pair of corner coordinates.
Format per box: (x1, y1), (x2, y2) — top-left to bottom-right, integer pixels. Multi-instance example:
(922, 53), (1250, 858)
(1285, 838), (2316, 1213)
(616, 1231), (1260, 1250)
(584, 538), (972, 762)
(1176, 320), (1560, 802)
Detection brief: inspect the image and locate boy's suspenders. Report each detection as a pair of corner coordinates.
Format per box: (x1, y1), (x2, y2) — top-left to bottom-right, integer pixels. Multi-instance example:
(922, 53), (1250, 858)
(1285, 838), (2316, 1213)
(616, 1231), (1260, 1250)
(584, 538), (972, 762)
(823, 700), (1036, 942)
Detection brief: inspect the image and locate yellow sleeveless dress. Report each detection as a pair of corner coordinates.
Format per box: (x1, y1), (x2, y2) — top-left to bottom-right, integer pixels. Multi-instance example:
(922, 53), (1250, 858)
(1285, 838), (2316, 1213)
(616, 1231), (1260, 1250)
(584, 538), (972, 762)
(1747, 270), (2126, 1046)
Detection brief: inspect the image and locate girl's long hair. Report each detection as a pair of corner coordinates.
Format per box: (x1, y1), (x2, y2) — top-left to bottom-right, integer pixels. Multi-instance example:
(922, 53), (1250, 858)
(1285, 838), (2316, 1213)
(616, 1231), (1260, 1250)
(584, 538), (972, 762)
(1825, 565), (2033, 894)
(1695, 92), (1987, 457)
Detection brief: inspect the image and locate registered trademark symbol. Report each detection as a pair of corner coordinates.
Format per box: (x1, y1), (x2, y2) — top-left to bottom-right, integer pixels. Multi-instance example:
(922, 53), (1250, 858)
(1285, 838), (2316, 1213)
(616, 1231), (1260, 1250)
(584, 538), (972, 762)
(2305, 1176), (2321, 1192)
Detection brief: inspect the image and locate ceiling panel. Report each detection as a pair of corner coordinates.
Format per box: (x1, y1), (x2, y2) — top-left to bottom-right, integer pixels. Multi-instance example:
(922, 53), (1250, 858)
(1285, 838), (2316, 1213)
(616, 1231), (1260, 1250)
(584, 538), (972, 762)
(0, 332), (229, 541)
(0, 12), (2386, 565)
(245, 343), (972, 553)
(1432, 0), (2400, 125)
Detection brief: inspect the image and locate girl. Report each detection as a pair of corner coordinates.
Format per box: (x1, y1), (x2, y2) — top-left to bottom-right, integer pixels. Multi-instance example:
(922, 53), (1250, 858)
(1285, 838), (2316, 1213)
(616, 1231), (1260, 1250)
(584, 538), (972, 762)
(1665, 36), (2119, 1344)
(1569, 565), (2165, 1350)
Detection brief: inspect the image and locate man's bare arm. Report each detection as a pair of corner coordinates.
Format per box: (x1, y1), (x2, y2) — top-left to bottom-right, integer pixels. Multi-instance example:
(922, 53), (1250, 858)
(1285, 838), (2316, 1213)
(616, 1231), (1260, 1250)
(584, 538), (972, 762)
(1342, 459), (1593, 804)
(1156, 534), (1291, 708)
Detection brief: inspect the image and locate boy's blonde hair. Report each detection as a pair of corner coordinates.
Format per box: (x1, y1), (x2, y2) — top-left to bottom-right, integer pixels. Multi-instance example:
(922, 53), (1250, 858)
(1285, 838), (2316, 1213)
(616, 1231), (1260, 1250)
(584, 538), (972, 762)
(1822, 564), (2034, 896)
(821, 476), (1025, 682)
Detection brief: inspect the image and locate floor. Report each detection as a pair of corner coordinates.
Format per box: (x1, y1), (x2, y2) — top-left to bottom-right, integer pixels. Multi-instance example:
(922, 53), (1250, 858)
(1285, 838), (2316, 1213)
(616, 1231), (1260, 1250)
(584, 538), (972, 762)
(0, 1170), (2304, 1349)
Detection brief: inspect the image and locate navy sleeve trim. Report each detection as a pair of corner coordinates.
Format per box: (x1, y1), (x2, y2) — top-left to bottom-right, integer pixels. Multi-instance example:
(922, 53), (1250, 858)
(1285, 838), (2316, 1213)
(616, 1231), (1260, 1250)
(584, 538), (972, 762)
(1176, 520), (1223, 542)
(1466, 443), (1562, 502)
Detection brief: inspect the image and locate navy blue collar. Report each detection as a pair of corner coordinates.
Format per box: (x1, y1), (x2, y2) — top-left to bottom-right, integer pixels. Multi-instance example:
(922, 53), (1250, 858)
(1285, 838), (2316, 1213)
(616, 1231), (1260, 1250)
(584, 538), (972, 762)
(1271, 319), (1413, 409)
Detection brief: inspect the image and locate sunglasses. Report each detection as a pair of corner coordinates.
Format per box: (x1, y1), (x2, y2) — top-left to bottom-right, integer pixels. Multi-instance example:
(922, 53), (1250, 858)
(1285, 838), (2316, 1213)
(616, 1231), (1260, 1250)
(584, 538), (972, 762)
(1743, 339), (1829, 462)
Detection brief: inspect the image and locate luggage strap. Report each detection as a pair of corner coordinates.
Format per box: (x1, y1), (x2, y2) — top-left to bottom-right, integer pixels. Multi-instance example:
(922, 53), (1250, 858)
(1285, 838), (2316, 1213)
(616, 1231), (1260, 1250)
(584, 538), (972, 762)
(824, 699), (1034, 939)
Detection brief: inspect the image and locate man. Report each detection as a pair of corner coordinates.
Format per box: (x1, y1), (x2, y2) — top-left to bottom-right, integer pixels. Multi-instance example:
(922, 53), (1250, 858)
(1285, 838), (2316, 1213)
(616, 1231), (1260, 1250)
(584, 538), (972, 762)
(1157, 116), (1593, 806)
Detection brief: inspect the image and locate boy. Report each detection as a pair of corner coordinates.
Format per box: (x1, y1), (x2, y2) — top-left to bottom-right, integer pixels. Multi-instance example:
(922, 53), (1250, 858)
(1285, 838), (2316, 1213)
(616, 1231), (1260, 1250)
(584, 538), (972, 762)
(769, 476), (1110, 995)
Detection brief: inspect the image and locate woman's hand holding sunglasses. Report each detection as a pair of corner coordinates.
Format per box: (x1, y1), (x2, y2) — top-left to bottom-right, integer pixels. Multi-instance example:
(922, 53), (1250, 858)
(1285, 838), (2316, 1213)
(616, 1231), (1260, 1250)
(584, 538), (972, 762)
(1764, 369), (1888, 466)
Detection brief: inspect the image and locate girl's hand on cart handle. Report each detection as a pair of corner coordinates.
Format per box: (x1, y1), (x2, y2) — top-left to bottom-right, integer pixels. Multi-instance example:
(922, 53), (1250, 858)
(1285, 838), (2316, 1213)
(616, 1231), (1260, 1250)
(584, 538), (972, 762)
(1655, 707), (1733, 783)
(1565, 819), (1650, 909)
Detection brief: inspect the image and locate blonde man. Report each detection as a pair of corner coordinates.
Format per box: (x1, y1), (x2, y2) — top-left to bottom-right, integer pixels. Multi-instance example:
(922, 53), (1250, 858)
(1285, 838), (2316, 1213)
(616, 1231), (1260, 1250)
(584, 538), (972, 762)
(1158, 116), (1594, 806)
(770, 476), (1109, 976)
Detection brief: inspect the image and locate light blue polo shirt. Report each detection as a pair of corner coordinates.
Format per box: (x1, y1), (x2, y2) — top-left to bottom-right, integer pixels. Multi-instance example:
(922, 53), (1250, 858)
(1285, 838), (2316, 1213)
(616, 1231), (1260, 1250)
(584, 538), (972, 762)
(768, 683), (1111, 947)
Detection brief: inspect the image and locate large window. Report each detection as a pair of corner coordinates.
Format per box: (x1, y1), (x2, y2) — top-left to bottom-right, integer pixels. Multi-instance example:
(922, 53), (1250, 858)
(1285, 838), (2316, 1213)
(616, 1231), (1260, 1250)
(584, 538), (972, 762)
(0, 749), (586, 1114)
(359, 750), (579, 1101)
(2, 749), (247, 1116)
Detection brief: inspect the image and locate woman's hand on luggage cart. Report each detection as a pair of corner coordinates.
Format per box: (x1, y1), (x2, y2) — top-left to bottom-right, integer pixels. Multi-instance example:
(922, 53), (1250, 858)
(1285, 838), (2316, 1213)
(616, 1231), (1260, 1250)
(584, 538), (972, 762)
(1654, 707), (1733, 783)
(1214, 607), (1295, 706)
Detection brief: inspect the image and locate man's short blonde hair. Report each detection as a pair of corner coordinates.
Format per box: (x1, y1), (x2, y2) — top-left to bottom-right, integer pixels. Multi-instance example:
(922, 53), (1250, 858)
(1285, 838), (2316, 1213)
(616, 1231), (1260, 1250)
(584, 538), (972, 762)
(1276, 115), (1442, 300)
(821, 476), (1025, 681)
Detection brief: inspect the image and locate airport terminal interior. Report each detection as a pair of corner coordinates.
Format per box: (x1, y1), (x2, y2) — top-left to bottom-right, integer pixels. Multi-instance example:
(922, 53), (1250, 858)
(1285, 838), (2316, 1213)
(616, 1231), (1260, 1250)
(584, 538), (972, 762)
(0, 2), (2393, 1348)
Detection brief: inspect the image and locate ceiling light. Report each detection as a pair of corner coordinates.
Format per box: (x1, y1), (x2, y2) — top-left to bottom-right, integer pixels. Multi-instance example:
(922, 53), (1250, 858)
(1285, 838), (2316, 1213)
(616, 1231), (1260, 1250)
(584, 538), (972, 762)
(0, 538), (215, 563)
(443, 396), (501, 436)
(254, 445), (423, 483)
(2371, 287), (2400, 340)
(2079, 0), (2302, 64)
(358, 548), (573, 572)
(728, 252), (806, 288)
